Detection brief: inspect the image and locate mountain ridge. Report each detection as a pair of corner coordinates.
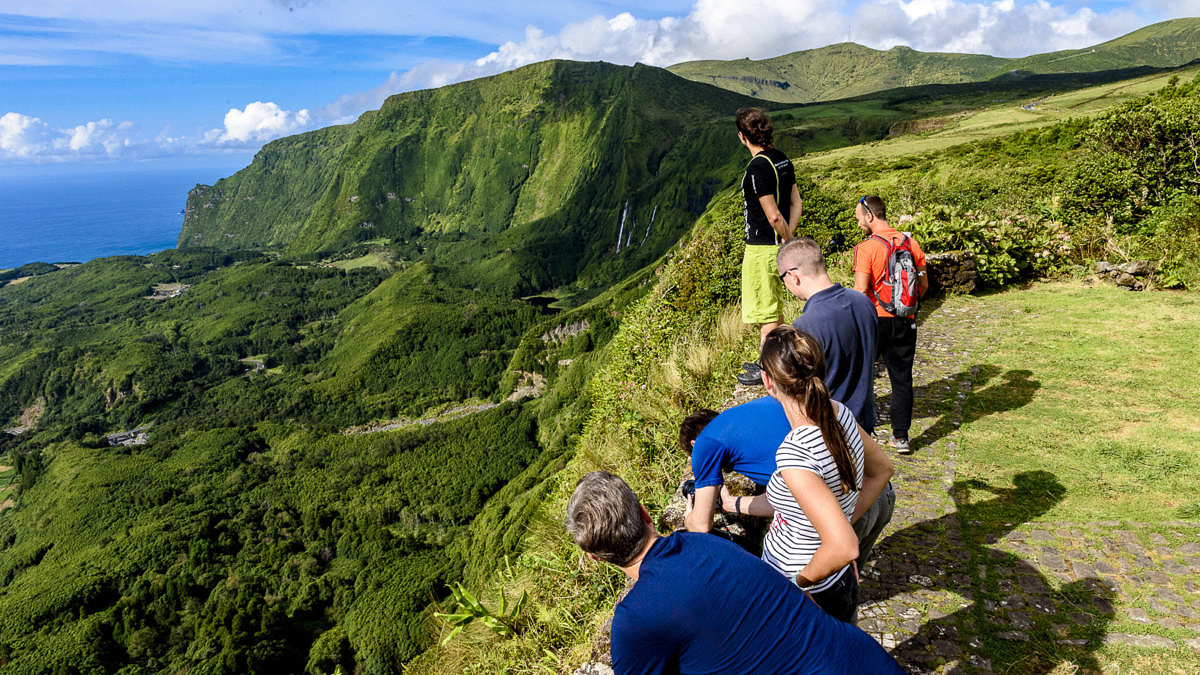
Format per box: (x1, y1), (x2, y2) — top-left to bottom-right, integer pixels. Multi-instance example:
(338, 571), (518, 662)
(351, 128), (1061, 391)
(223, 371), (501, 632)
(180, 60), (765, 298)
(667, 17), (1200, 103)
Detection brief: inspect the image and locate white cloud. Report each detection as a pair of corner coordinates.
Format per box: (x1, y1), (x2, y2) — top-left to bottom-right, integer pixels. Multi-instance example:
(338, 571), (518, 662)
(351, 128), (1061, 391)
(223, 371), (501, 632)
(0, 112), (141, 159)
(1, 102), (312, 163)
(470, 3), (846, 72)
(385, 0), (1149, 92)
(67, 119), (135, 154)
(851, 0), (1142, 57)
(0, 112), (53, 157)
(216, 101), (312, 143)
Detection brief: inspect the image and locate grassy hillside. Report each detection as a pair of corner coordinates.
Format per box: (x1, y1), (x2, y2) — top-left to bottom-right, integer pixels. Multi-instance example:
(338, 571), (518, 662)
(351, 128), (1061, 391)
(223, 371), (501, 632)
(668, 17), (1200, 103)
(1000, 17), (1200, 76)
(670, 42), (1005, 103)
(0, 243), (659, 672)
(795, 63), (1200, 166)
(407, 71), (1200, 674)
(180, 61), (765, 299)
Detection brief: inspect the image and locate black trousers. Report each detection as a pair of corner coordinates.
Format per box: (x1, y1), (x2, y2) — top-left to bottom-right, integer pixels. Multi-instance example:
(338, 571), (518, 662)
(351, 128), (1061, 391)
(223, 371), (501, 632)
(877, 316), (917, 439)
(810, 567), (859, 624)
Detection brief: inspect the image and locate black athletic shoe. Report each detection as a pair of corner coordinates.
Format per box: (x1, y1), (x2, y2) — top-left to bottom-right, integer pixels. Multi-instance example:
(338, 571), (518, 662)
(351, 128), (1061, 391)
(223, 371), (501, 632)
(742, 361), (761, 372)
(736, 369), (763, 386)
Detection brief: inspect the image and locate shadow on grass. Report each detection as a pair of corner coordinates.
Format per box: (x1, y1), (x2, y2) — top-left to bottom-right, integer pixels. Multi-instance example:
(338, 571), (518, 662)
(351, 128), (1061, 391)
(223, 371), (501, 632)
(875, 364), (1041, 450)
(864, 471), (1116, 673)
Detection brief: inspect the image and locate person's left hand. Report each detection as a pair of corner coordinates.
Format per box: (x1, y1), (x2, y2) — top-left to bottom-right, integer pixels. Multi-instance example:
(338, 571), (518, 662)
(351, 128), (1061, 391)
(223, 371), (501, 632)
(720, 485), (735, 512)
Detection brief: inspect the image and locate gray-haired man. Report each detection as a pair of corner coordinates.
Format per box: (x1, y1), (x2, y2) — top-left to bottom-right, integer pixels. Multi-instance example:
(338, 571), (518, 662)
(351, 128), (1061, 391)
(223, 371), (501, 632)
(566, 471), (904, 674)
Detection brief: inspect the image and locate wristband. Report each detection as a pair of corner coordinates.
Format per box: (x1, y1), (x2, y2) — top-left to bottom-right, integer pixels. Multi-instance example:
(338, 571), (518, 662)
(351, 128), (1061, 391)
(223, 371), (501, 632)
(735, 496), (743, 515)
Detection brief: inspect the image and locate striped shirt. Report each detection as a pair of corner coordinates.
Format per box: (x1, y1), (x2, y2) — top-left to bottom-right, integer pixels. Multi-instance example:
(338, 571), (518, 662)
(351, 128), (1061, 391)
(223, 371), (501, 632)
(761, 400), (864, 593)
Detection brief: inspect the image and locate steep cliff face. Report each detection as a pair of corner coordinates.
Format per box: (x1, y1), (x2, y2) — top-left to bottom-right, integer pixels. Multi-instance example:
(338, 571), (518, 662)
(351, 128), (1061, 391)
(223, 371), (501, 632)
(180, 61), (764, 296)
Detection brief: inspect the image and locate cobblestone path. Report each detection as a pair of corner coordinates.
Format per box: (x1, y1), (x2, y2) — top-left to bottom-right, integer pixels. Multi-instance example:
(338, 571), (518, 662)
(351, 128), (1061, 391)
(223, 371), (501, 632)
(856, 297), (1200, 673)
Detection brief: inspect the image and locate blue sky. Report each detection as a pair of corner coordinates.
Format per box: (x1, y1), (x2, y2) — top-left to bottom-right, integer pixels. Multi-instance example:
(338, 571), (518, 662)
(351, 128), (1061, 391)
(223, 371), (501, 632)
(2, 0), (1196, 173)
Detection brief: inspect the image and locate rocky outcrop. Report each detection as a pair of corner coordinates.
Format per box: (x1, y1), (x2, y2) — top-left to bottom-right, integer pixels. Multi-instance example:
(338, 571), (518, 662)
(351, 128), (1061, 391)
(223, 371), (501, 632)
(925, 250), (977, 295)
(145, 283), (189, 300)
(541, 320), (590, 344)
(18, 397), (43, 428)
(1093, 260), (1157, 290)
(507, 371), (547, 402)
(105, 424), (151, 447)
(6, 397), (46, 435)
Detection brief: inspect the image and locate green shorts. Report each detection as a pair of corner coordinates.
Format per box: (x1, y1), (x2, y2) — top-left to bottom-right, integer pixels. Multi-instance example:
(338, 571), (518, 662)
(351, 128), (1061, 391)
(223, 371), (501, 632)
(741, 243), (784, 324)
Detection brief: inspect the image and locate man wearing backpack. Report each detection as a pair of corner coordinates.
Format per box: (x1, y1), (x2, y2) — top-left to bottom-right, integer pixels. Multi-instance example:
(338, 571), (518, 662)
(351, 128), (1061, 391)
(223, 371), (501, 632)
(853, 195), (928, 454)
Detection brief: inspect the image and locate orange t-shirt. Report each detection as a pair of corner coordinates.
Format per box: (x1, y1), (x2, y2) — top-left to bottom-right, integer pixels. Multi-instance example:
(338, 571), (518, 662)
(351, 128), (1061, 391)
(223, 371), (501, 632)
(852, 226), (926, 318)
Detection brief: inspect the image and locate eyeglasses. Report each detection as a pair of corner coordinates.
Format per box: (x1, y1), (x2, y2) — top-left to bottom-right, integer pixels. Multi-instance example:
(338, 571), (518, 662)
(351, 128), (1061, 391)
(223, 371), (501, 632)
(779, 267), (798, 282)
(859, 195), (874, 217)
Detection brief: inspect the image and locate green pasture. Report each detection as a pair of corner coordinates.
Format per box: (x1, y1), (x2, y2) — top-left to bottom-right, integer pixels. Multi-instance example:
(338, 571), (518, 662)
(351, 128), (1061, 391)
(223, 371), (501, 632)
(908, 282), (1200, 674)
(326, 252), (392, 271)
(798, 65), (1200, 166)
(783, 100), (906, 120)
(947, 282), (1200, 524)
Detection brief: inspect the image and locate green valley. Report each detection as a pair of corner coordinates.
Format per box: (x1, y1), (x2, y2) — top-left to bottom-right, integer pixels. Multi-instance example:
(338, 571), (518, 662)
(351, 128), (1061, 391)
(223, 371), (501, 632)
(2, 20), (1200, 675)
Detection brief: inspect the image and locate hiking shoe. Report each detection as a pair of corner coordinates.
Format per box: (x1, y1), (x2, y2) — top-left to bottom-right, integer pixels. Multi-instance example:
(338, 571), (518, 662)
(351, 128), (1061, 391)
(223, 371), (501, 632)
(741, 361), (761, 373)
(736, 369), (763, 386)
(889, 437), (912, 454)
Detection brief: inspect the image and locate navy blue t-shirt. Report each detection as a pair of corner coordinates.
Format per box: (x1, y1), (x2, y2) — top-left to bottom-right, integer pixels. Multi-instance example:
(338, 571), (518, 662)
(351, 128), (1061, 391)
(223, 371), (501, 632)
(792, 283), (878, 433)
(611, 532), (904, 674)
(691, 396), (789, 489)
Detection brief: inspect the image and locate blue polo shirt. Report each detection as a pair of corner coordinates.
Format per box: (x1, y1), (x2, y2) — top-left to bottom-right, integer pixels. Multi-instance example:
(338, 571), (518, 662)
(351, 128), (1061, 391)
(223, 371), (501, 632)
(792, 283), (878, 432)
(611, 532), (905, 674)
(691, 396), (789, 489)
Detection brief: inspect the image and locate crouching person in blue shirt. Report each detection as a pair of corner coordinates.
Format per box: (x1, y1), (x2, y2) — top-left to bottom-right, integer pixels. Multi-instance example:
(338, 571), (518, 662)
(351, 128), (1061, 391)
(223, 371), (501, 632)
(565, 471), (905, 675)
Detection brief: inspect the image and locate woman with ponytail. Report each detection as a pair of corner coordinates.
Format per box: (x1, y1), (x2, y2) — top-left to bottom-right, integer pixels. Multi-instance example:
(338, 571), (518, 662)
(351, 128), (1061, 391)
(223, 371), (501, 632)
(755, 325), (892, 623)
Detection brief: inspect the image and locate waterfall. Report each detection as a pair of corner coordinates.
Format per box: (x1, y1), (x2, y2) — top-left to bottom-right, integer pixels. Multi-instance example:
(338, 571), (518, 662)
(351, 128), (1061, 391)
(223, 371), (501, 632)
(615, 201), (629, 253)
(640, 204), (657, 246)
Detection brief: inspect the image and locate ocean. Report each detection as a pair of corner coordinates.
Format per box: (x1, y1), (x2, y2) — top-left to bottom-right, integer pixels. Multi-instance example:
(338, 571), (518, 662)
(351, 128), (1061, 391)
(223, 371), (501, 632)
(0, 166), (241, 270)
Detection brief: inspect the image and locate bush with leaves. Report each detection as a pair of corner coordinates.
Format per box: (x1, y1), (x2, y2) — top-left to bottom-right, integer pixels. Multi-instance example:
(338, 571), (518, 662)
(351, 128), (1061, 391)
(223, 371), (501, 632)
(908, 205), (1072, 287)
(1061, 72), (1200, 231)
(1130, 194), (1200, 289)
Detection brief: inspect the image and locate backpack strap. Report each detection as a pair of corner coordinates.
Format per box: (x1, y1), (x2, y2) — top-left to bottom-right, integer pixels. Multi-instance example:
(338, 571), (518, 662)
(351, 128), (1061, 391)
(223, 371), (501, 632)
(750, 153), (781, 204)
(869, 234), (894, 288)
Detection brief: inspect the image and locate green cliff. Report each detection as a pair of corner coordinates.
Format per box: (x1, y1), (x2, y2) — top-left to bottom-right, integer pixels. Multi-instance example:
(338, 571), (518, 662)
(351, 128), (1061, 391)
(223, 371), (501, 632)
(180, 61), (764, 297)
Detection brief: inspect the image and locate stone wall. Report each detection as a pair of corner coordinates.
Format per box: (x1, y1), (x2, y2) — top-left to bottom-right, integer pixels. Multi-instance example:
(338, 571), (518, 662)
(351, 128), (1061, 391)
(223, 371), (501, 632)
(925, 250), (977, 296)
(1093, 260), (1156, 291)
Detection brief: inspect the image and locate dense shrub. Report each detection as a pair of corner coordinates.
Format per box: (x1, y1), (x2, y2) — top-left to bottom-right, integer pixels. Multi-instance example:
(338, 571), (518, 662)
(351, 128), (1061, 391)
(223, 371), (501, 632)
(909, 206), (1073, 287)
